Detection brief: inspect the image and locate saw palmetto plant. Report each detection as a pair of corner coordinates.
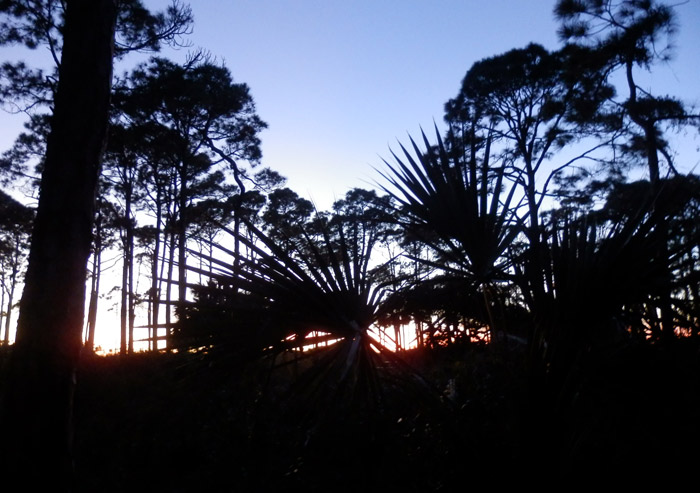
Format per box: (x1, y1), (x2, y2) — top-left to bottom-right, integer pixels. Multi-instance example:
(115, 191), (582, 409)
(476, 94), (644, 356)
(376, 127), (524, 344)
(518, 194), (700, 470)
(180, 210), (436, 423)
(529, 209), (664, 381)
(528, 177), (700, 377)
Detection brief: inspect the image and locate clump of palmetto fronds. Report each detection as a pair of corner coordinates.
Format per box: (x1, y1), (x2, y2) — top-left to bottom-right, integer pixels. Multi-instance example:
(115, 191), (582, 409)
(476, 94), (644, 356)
(376, 127), (700, 483)
(179, 211), (440, 427)
(375, 126), (527, 352)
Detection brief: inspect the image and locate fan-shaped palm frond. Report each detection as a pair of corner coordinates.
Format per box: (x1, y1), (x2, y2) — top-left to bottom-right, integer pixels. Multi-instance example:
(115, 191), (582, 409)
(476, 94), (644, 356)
(181, 212), (435, 419)
(533, 180), (700, 344)
(525, 201), (697, 410)
(375, 126), (525, 347)
(376, 126), (523, 286)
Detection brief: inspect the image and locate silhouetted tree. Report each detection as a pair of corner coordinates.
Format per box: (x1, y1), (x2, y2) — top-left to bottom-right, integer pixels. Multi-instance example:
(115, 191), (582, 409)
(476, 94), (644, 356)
(262, 187), (315, 252)
(83, 190), (119, 353)
(0, 0), (194, 356)
(0, 0), (192, 110)
(0, 0), (193, 185)
(0, 0), (194, 487)
(0, 1), (118, 488)
(100, 123), (143, 355)
(554, 0), (700, 341)
(115, 54), (266, 348)
(0, 190), (33, 344)
(446, 43), (610, 237)
(554, 0), (697, 186)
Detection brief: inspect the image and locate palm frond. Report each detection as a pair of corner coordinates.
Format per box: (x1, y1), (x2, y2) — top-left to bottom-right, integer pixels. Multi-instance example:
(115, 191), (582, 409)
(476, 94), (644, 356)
(376, 125), (523, 284)
(178, 210), (438, 420)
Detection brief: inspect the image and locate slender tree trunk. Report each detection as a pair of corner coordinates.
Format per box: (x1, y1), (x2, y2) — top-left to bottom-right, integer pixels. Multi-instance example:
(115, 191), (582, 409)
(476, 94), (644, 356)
(0, 275), (6, 343)
(120, 182), (134, 355)
(625, 60), (661, 185)
(156, 216), (170, 350)
(205, 142), (245, 280)
(128, 227), (135, 354)
(233, 214), (242, 279)
(85, 244), (101, 352)
(0, 1), (116, 489)
(625, 60), (674, 341)
(3, 260), (18, 346)
(163, 176), (181, 351)
(85, 206), (101, 351)
(165, 225), (176, 350)
(177, 158), (192, 321)
(120, 238), (128, 355)
(150, 194), (163, 351)
(178, 197), (188, 311)
(415, 319), (423, 348)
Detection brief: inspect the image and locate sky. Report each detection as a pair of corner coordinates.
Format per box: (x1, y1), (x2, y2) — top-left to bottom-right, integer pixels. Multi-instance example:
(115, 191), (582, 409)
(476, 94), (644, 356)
(154, 0), (700, 209)
(1, 1), (699, 209)
(1, 0), (699, 351)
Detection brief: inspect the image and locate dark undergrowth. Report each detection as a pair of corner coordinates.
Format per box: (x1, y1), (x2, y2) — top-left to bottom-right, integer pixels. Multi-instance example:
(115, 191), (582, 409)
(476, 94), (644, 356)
(72, 337), (700, 492)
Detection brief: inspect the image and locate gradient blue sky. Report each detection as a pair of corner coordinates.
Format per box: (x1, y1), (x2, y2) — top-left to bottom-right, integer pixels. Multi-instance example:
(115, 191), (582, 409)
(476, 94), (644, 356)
(2, 0), (699, 209)
(151, 0), (700, 208)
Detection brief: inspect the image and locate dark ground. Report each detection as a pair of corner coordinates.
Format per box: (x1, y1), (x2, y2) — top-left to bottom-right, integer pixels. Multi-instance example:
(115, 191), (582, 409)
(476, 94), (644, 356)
(72, 339), (700, 491)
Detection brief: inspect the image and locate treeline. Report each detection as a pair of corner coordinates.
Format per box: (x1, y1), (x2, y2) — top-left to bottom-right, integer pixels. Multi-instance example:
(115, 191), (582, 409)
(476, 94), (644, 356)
(0, 1), (698, 359)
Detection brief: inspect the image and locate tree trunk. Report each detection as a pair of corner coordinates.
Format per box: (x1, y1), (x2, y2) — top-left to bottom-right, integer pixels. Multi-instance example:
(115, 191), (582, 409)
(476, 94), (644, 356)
(0, 0), (116, 488)
(3, 258), (18, 345)
(178, 201), (188, 313)
(165, 225), (176, 350)
(0, 274), (6, 343)
(150, 192), (163, 351)
(177, 160), (189, 314)
(128, 223), (135, 354)
(393, 322), (402, 351)
(85, 204), (103, 352)
(120, 182), (133, 355)
(415, 319), (423, 348)
(625, 61), (675, 341)
(128, 239), (136, 354)
(85, 244), (101, 352)
(120, 238), (128, 355)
